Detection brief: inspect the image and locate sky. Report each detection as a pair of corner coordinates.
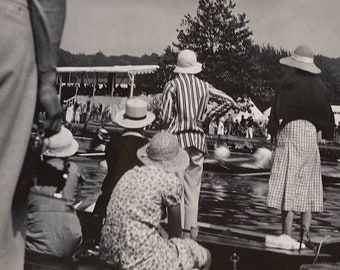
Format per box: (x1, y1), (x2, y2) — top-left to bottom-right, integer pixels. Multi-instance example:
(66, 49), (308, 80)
(61, 0), (340, 58)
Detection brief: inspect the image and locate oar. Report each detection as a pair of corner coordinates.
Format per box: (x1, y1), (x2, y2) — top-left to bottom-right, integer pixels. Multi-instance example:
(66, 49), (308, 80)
(76, 152), (105, 157)
(198, 221), (266, 242)
(217, 163), (270, 177)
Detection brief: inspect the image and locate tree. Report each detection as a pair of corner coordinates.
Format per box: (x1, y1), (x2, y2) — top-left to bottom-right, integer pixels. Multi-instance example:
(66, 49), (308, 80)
(173, 0), (254, 97)
(315, 55), (340, 104)
(250, 44), (289, 111)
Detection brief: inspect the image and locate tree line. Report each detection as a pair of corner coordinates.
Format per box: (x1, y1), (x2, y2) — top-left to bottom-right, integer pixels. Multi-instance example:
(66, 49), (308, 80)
(58, 0), (340, 112)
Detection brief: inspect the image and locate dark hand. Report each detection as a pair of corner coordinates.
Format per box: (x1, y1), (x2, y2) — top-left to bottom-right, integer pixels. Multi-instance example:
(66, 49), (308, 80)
(39, 79), (63, 136)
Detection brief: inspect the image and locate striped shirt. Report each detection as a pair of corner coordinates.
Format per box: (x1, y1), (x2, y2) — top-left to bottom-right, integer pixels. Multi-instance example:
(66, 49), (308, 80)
(161, 73), (210, 153)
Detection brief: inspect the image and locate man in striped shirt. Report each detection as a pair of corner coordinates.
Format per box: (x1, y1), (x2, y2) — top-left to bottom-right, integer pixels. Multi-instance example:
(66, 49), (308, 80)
(161, 49), (235, 238)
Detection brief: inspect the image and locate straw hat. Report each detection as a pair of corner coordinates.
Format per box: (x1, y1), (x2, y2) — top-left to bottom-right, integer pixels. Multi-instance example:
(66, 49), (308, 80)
(137, 132), (189, 172)
(43, 126), (79, 157)
(115, 98), (155, 129)
(174, 49), (202, 74)
(280, 45), (321, 74)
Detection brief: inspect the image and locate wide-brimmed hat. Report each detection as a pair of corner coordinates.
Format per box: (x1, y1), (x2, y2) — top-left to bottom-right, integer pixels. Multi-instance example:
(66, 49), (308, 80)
(115, 98), (155, 129)
(137, 132), (189, 172)
(174, 49), (202, 74)
(279, 45), (321, 74)
(43, 126), (79, 157)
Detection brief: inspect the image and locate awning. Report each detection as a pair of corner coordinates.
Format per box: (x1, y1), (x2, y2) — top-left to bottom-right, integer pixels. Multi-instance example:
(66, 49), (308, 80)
(56, 65), (159, 75)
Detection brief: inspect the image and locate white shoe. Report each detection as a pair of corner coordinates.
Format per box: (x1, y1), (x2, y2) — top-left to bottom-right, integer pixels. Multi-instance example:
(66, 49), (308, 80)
(265, 234), (306, 250)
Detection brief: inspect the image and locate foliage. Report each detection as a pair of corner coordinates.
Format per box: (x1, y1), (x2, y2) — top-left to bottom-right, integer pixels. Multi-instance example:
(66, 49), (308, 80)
(172, 0), (254, 98)
(57, 0), (340, 110)
(315, 55), (340, 104)
(249, 44), (289, 110)
(57, 49), (159, 67)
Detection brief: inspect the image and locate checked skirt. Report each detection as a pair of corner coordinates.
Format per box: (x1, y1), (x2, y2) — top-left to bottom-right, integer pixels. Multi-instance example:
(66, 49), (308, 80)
(267, 120), (323, 212)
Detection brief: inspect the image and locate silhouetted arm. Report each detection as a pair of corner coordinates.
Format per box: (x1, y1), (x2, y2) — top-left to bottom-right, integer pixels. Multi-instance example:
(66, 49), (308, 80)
(30, 0), (66, 136)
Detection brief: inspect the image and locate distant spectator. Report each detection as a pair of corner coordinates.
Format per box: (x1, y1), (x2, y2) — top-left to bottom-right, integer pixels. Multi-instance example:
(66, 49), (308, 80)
(246, 116), (254, 139)
(217, 117), (225, 136)
(225, 113), (233, 135)
(233, 119), (240, 136)
(209, 120), (217, 135)
(240, 115), (247, 137)
(65, 105), (74, 123)
(74, 106), (80, 124)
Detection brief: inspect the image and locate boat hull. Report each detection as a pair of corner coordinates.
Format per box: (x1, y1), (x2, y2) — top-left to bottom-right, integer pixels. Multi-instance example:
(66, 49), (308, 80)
(76, 210), (336, 270)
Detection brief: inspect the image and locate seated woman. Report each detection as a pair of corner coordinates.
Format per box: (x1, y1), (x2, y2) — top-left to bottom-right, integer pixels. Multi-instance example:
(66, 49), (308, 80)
(100, 132), (211, 270)
(25, 126), (82, 258)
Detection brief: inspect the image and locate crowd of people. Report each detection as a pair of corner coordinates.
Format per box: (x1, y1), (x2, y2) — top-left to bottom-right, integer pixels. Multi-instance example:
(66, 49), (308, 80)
(63, 100), (113, 124)
(209, 114), (267, 139)
(0, 2), (335, 267)
(59, 83), (131, 98)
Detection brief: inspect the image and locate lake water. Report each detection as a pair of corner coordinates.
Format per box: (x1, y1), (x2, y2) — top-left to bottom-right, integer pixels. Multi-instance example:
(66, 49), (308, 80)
(73, 156), (340, 240)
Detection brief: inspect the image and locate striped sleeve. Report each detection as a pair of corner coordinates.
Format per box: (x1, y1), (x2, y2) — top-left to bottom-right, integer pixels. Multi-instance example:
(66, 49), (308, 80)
(197, 81), (210, 121)
(161, 81), (175, 128)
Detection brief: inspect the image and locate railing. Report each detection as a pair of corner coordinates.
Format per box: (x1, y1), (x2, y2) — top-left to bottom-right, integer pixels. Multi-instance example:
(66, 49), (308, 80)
(63, 95), (77, 108)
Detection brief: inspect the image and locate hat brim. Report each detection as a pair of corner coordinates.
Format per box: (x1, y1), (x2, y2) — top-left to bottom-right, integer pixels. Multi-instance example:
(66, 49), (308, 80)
(174, 62), (202, 74)
(280, 57), (321, 74)
(44, 139), (79, 158)
(137, 143), (190, 172)
(115, 110), (155, 129)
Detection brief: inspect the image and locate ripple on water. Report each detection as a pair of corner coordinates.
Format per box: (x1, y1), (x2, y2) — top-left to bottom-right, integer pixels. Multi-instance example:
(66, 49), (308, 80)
(74, 158), (340, 238)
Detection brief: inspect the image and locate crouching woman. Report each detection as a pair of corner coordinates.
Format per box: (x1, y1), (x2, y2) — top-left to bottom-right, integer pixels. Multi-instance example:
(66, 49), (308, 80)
(100, 132), (211, 270)
(25, 126), (82, 258)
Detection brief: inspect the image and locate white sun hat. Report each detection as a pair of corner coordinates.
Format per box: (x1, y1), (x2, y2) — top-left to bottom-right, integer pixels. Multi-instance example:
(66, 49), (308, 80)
(115, 98), (155, 129)
(43, 126), (79, 157)
(173, 49), (202, 74)
(279, 45), (321, 74)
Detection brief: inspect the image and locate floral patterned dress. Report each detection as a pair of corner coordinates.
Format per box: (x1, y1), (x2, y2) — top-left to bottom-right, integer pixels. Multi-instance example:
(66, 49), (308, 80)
(100, 165), (208, 270)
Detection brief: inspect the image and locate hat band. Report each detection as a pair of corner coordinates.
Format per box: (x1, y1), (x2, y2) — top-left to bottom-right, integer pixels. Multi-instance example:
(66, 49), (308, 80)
(291, 53), (314, 64)
(124, 113), (147, 121)
(147, 148), (178, 162)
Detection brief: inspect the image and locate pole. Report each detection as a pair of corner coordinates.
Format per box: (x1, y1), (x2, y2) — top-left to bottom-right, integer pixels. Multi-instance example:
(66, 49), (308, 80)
(57, 74), (62, 101)
(129, 72), (135, 98)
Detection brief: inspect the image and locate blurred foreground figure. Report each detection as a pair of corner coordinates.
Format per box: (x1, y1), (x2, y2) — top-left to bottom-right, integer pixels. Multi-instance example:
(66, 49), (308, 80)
(26, 126), (82, 258)
(0, 0), (65, 268)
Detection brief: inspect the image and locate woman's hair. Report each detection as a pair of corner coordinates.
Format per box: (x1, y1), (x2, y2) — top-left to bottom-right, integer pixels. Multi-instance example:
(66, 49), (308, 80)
(35, 158), (70, 192)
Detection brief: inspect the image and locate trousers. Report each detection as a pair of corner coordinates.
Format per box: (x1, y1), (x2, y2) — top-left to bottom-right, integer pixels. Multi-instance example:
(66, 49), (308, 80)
(182, 147), (204, 231)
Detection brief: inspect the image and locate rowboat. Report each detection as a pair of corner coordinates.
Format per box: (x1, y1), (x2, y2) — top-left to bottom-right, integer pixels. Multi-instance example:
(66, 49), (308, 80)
(203, 155), (271, 177)
(25, 207), (340, 270)
(75, 148), (340, 186)
(204, 156), (340, 187)
(74, 130), (340, 184)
